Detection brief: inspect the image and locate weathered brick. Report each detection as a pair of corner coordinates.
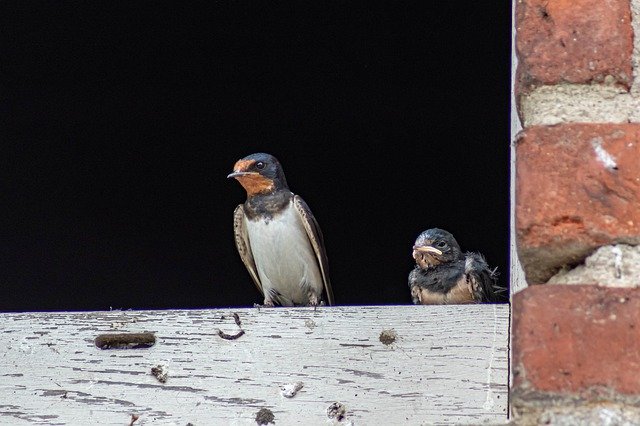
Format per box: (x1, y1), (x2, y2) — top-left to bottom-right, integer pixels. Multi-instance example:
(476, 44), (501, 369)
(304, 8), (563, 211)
(516, 124), (640, 283)
(512, 285), (640, 406)
(516, 0), (633, 91)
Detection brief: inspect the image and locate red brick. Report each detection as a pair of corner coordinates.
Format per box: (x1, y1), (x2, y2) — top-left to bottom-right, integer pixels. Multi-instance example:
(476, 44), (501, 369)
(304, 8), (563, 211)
(516, 124), (640, 283)
(512, 285), (640, 398)
(516, 0), (633, 91)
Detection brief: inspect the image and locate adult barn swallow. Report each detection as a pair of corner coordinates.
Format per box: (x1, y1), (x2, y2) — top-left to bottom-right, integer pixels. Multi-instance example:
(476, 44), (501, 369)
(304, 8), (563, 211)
(228, 153), (334, 307)
(408, 228), (503, 304)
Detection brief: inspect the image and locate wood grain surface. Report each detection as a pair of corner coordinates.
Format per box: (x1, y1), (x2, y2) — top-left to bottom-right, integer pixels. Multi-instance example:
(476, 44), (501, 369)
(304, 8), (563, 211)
(0, 305), (508, 425)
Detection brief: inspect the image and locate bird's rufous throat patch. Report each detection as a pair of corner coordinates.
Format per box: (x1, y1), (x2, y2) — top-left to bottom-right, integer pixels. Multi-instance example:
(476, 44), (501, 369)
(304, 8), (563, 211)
(232, 159), (275, 196)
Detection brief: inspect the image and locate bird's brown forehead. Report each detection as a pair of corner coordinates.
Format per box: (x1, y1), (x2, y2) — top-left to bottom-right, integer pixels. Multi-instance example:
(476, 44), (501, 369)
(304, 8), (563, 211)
(233, 159), (255, 171)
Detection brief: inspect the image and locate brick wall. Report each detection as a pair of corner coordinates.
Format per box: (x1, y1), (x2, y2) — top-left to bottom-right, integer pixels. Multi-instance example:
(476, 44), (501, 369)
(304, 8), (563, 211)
(513, 0), (640, 423)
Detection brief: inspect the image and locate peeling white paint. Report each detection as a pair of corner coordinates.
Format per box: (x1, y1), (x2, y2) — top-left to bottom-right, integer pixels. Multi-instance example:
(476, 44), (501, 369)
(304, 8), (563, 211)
(0, 306), (509, 424)
(511, 0), (527, 296)
(482, 304), (498, 411)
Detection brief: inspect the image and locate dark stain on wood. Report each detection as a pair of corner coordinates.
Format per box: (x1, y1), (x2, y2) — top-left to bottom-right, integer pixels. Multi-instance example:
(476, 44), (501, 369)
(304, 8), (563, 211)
(94, 333), (156, 349)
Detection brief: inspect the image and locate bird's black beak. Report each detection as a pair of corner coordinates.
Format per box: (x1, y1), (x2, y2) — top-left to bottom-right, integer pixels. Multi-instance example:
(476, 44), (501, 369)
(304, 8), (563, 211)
(227, 171), (250, 179)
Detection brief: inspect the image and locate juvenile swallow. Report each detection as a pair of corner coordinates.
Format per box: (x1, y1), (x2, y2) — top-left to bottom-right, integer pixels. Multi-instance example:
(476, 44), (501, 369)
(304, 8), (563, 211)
(408, 228), (504, 304)
(228, 153), (334, 307)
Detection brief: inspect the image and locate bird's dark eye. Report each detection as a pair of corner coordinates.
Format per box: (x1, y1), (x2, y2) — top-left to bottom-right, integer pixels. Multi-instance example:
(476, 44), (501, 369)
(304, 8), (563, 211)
(435, 241), (447, 248)
(255, 161), (265, 170)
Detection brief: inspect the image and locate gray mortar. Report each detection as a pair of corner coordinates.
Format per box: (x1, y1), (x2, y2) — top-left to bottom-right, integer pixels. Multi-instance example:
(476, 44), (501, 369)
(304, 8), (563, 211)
(539, 404), (640, 426)
(547, 244), (640, 287)
(514, 403), (640, 426)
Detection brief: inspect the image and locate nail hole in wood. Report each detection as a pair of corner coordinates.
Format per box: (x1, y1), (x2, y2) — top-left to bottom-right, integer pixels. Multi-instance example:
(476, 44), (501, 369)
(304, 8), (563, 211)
(94, 333), (156, 349)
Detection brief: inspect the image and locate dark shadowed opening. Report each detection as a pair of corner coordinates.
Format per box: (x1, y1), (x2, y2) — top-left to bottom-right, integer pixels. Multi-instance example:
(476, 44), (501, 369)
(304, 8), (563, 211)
(1, 2), (510, 311)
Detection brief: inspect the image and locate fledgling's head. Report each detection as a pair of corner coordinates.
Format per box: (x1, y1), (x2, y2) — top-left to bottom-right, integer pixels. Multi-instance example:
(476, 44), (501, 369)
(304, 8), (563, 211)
(412, 228), (462, 269)
(227, 153), (289, 196)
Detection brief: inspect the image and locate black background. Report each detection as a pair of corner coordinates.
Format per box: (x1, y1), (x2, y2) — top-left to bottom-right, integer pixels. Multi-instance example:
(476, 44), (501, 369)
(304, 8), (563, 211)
(1, 2), (511, 312)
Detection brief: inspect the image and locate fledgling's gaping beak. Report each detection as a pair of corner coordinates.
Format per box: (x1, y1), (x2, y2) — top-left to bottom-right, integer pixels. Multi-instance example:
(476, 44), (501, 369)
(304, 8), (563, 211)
(413, 245), (443, 256)
(412, 245), (443, 269)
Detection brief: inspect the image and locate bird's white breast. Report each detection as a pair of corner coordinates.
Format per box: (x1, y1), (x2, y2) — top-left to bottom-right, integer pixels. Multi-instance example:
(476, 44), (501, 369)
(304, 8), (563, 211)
(245, 200), (323, 305)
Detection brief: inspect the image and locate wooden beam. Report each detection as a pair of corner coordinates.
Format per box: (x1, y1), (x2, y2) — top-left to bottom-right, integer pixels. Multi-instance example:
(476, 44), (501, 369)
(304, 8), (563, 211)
(0, 305), (508, 424)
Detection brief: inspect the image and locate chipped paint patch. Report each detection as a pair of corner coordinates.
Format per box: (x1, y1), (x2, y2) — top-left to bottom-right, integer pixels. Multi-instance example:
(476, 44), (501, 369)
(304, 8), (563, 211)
(280, 381), (304, 398)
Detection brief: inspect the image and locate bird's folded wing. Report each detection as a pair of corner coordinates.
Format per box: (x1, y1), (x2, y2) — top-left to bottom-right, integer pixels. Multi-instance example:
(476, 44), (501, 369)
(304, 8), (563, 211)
(233, 204), (263, 295)
(464, 252), (502, 303)
(293, 195), (334, 305)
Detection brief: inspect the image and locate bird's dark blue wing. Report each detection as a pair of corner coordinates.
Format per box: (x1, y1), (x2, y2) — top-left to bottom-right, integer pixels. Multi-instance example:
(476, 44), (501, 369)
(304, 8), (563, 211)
(464, 252), (504, 303)
(233, 204), (263, 295)
(293, 195), (334, 306)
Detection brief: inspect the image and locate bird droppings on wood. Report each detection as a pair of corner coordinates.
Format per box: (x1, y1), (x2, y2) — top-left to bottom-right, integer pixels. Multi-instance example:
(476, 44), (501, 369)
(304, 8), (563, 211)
(379, 329), (397, 346)
(94, 333), (156, 349)
(327, 402), (347, 421)
(255, 407), (275, 425)
(128, 413), (139, 426)
(280, 381), (304, 398)
(151, 364), (168, 383)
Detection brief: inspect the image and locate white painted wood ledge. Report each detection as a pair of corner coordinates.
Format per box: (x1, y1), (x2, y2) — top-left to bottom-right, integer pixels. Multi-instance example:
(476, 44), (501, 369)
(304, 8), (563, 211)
(0, 305), (509, 425)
